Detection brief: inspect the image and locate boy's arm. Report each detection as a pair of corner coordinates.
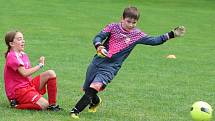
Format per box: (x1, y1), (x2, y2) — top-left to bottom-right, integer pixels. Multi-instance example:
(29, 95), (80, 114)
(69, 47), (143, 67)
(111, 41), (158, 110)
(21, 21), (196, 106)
(93, 32), (110, 57)
(93, 31), (110, 48)
(138, 26), (185, 45)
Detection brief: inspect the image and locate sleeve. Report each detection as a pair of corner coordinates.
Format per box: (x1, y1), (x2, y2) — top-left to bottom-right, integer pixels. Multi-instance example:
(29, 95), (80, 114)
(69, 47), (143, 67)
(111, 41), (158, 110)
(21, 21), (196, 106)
(93, 32), (110, 49)
(137, 33), (170, 46)
(92, 24), (113, 49)
(7, 54), (24, 71)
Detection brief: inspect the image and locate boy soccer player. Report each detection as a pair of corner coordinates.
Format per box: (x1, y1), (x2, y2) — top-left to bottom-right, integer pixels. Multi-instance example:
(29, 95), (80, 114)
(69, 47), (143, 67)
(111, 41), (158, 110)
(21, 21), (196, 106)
(70, 6), (185, 119)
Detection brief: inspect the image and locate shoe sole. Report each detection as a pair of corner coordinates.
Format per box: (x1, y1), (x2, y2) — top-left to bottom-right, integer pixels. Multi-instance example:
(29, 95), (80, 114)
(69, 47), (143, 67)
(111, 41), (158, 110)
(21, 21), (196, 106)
(71, 114), (80, 119)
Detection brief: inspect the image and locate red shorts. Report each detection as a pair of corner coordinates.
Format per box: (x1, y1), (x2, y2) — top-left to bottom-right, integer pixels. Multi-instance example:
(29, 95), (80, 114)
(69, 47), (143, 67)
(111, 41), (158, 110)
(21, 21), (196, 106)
(15, 75), (46, 104)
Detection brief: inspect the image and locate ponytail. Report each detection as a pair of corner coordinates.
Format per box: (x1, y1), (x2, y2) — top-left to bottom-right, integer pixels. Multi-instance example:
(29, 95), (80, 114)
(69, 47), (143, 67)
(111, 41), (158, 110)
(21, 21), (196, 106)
(4, 31), (18, 58)
(5, 46), (11, 58)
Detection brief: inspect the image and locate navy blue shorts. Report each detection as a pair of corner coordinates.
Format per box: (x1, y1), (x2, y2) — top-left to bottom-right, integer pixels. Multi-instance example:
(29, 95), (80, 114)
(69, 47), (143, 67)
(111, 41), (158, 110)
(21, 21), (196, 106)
(83, 63), (116, 90)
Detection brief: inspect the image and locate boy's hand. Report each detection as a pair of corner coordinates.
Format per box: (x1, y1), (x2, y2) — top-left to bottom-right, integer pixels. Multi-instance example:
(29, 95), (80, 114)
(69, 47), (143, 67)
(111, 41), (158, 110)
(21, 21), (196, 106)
(97, 46), (108, 58)
(173, 26), (186, 37)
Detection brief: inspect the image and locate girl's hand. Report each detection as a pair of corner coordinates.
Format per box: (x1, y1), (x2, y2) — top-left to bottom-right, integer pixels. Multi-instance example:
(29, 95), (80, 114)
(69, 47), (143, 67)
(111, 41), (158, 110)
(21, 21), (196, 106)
(39, 56), (45, 65)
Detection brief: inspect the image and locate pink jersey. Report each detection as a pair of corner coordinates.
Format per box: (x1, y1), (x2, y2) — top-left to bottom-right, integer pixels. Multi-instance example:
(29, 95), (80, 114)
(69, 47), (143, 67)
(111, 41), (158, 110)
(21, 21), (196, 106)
(102, 23), (145, 57)
(4, 49), (32, 100)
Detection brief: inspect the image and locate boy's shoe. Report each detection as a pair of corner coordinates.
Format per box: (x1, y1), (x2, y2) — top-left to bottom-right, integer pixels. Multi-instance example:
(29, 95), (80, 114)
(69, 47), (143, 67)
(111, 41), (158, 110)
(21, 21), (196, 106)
(88, 97), (102, 113)
(70, 110), (80, 119)
(47, 104), (62, 111)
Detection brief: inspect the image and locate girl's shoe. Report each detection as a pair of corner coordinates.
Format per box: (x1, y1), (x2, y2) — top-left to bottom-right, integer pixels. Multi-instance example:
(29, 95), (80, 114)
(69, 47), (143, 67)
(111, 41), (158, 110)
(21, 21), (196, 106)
(47, 104), (62, 111)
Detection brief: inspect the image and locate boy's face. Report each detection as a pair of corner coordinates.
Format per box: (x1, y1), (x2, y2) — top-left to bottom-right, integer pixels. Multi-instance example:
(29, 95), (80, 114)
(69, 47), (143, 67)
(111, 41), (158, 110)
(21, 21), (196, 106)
(121, 17), (138, 31)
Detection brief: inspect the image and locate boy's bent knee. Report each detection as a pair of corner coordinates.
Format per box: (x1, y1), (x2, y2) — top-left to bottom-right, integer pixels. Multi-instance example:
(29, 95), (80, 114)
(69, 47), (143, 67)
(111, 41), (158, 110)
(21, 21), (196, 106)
(90, 82), (106, 92)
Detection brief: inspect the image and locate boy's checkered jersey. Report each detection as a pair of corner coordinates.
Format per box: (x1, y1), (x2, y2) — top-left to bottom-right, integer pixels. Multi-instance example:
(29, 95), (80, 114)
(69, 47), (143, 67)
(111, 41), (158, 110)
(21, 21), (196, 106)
(92, 23), (169, 74)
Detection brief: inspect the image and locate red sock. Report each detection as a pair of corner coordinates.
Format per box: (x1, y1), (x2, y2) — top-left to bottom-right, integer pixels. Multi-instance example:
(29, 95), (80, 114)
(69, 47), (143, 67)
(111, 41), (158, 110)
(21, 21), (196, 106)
(16, 103), (42, 110)
(47, 77), (57, 105)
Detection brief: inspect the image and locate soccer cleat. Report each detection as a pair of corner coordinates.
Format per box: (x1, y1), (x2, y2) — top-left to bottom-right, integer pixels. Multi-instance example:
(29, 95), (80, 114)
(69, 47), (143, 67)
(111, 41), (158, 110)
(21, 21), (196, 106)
(10, 99), (18, 108)
(70, 110), (80, 119)
(47, 104), (62, 111)
(88, 97), (102, 113)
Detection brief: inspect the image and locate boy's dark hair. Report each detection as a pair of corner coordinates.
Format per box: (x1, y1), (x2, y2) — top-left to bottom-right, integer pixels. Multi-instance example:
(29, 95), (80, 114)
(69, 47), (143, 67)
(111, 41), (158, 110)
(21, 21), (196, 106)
(122, 6), (140, 20)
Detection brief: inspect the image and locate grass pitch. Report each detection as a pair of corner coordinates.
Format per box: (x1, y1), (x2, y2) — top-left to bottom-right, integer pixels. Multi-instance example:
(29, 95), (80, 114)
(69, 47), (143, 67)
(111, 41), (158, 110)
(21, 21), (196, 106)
(0, 0), (215, 121)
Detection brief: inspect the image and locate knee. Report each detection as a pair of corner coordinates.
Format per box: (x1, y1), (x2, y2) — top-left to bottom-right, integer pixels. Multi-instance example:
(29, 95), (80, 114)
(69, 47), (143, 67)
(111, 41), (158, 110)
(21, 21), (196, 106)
(41, 102), (49, 110)
(90, 82), (105, 92)
(37, 98), (49, 110)
(46, 70), (56, 78)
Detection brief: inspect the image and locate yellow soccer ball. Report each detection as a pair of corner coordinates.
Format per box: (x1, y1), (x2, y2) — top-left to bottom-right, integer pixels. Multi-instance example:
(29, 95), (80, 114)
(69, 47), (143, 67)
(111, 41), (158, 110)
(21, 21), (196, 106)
(190, 101), (213, 121)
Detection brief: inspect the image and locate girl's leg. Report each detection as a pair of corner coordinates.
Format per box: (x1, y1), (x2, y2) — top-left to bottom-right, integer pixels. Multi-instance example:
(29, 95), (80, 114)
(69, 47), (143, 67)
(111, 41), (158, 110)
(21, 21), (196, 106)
(16, 103), (42, 110)
(38, 70), (57, 105)
(16, 97), (49, 110)
(15, 86), (49, 110)
(36, 97), (49, 109)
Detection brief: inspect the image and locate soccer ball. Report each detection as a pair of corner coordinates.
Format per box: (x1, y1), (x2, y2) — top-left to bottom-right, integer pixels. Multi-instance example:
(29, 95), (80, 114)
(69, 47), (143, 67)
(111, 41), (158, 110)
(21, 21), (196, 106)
(190, 101), (213, 121)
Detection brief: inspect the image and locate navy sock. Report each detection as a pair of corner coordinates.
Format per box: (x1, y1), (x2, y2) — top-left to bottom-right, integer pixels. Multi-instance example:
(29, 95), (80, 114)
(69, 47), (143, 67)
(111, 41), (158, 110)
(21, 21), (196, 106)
(91, 95), (100, 106)
(71, 87), (98, 114)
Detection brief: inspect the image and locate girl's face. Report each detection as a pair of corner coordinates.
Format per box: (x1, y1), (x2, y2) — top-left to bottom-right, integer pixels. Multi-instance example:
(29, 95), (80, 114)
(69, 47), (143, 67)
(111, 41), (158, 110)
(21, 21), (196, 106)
(121, 17), (138, 31)
(10, 32), (25, 52)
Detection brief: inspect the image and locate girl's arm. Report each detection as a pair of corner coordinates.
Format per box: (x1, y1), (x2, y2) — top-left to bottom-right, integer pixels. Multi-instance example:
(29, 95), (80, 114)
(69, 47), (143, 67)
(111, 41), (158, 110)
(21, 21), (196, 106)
(18, 56), (45, 77)
(18, 65), (41, 77)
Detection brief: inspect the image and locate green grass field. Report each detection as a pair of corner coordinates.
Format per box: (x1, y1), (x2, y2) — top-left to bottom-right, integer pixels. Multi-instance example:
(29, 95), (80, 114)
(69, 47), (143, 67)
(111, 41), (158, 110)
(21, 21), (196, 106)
(0, 0), (215, 121)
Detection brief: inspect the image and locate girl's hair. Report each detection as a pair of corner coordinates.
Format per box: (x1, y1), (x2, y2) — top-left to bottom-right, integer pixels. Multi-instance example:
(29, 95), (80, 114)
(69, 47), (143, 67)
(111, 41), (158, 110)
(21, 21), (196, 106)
(4, 31), (19, 58)
(122, 6), (140, 20)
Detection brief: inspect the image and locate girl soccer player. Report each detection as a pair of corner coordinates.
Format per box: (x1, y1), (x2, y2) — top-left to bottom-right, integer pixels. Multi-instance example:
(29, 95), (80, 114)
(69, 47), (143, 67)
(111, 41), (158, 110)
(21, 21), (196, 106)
(4, 31), (61, 111)
(70, 6), (185, 119)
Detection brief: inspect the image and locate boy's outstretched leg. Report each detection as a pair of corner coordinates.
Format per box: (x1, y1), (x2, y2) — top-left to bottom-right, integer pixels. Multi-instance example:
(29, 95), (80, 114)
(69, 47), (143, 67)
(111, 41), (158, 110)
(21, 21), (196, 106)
(70, 87), (98, 119)
(88, 95), (102, 113)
